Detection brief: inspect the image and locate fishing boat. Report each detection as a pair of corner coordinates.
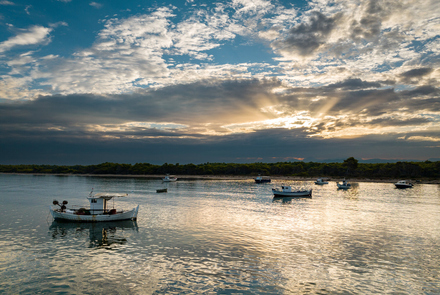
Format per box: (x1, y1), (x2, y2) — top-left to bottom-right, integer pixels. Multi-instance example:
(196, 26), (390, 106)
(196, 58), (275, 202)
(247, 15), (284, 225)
(272, 185), (312, 197)
(337, 179), (352, 189)
(314, 178), (328, 185)
(50, 191), (139, 222)
(162, 174), (177, 182)
(394, 180), (413, 189)
(255, 174), (271, 183)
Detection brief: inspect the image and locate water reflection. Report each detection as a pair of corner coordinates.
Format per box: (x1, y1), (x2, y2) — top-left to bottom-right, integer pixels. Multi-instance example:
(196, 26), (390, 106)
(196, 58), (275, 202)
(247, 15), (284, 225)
(272, 196), (312, 204)
(49, 220), (138, 248)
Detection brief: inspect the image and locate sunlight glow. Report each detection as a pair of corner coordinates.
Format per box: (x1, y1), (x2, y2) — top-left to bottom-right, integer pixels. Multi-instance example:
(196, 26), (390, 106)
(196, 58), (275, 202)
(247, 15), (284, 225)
(222, 112), (319, 133)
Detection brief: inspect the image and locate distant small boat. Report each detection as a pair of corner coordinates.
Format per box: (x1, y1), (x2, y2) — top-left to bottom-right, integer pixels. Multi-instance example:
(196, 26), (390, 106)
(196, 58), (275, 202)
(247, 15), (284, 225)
(337, 179), (351, 189)
(156, 188), (167, 193)
(50, 190), (139, 222)
(394, 180), (413, 189)
(255, 174), (271, 183)
(272, 185), (312, 198)
(315, 178), (328, 185)
(163, 174), (177, 182)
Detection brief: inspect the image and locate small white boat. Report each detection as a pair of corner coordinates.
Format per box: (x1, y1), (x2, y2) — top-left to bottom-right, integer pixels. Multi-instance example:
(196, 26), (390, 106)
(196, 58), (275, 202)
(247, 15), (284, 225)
(337, 179), (351, 189)
(255, 174), (271, 183)
(272, 186), (312, 198)
(315, 178), (328, 185)
(50, 191), (139, 222)
(163, 174), (177, 182)
(394, 180), (413, 189)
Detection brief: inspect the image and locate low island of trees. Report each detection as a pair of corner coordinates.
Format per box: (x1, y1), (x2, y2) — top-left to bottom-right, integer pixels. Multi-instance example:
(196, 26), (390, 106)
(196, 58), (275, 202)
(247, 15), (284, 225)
(0, 157), (439, 179)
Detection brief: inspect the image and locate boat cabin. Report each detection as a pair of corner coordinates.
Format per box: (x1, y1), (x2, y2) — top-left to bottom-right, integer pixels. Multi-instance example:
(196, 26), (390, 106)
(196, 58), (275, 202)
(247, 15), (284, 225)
(280, 185), (293, 192)
(87, 193), (127, 214)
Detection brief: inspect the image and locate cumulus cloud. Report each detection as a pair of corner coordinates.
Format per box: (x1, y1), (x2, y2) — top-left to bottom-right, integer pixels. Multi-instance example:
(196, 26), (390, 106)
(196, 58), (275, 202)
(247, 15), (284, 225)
(272, 11), (342, 57)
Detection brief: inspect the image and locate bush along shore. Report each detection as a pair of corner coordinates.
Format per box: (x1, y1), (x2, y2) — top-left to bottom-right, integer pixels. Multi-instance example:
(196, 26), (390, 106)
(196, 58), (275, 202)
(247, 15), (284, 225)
(0, 158), (439, 182)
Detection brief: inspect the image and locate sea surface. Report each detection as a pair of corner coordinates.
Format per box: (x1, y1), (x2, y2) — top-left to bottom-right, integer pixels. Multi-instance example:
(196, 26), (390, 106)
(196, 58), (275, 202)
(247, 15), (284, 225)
(0, 174), (439, 294)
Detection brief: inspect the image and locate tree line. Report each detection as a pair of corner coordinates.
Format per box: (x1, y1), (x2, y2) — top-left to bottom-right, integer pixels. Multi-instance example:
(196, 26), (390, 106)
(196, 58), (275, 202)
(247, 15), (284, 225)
(0, 157), (439, 179)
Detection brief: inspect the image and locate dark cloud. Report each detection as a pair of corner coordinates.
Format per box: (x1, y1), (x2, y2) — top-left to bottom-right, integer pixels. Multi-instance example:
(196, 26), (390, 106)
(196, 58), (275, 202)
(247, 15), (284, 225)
(0, 78), (282, 127)
(1, 78), (439, 165)
(349, 0), (393, 42)
(325, 78), (382, 90)
(402, 85), (439, 96)
(399, 68), (434, 83)
(273, 11), (342, 56)
(1, 127), (437, 165)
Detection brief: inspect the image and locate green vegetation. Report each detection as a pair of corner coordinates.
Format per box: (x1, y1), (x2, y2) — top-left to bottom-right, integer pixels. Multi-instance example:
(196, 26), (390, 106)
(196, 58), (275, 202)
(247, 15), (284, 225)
(0, 158), (439, 179)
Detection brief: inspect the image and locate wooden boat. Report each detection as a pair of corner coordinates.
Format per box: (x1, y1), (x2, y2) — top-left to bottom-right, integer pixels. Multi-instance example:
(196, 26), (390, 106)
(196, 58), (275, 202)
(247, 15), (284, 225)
(156, 188), (167, 193)
(314, 178), (328, 185)
(272, 185), (312, 197)
(255, 174), (271, 183)
(162, 174), (177, 182)
(50, 191), (139, 222)
(337, 179), (351, 189)
(394, 180), (413, 188)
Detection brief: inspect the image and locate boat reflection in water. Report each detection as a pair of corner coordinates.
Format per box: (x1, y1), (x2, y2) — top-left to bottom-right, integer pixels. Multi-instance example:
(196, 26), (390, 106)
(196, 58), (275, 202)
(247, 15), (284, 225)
(49, 220), (138, 248)
(272, 196), (311, 204)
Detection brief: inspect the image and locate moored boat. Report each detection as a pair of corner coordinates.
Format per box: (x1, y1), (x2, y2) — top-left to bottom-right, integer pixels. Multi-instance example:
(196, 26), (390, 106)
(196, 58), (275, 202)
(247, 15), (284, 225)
(337, 179), (351, 189)
(255, 174), (271, 183)
(394, 180), (413, 188)
(272, 185), (312, 198)
(315, 178), (328, 185)
(163, 174), (177, 182)
(50, 191), (139, 222)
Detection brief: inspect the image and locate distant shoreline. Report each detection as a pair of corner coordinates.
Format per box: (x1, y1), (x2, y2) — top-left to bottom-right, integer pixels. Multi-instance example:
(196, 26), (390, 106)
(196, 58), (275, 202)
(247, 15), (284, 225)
(2, 173), (439, 184)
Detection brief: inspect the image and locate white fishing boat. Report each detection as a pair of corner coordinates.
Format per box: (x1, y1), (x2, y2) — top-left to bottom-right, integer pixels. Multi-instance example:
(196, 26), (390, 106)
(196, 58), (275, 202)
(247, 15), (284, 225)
(394, 180), (413, 189)
(255, 174), (271, 183)
(337, 179), (352, 189)
(314, 178), (328, 185)
(50, 191), (139, 222)
(162, 174), (177, 182)
(272, 185), (312, 198)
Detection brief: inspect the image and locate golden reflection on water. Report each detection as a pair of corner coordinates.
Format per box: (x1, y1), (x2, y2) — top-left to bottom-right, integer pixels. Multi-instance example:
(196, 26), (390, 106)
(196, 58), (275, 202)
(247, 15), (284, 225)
(1, 176), (440, 294)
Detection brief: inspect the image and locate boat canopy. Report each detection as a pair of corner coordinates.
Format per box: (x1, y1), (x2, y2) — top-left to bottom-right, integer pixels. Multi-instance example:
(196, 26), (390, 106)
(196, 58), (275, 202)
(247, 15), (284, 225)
(90, 193), (128, 200)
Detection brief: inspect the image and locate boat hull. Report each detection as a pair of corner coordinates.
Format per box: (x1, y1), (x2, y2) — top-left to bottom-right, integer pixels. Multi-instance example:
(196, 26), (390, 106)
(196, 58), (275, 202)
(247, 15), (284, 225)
(50, 205), (139, 222)
(395, 184), (413, 189)
(272, 189), (312, 198)
(255, 179), (271, 183)
(337, 184), (351, 189)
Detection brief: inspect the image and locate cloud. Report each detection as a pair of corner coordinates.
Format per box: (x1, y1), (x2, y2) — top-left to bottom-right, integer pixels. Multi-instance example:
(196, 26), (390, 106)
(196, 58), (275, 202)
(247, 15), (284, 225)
(271, 11), (342, 57)
(1, 72), (439, 164)
(89, 2), (102, 9)
(0, 26), (52, 53)
(399, 67), (434, 84)
(1, 77), (438, 140)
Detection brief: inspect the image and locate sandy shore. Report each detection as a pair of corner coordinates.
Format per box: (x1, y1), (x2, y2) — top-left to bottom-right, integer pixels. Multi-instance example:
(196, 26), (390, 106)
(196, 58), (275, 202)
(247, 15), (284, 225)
(4, 173), (439, 184)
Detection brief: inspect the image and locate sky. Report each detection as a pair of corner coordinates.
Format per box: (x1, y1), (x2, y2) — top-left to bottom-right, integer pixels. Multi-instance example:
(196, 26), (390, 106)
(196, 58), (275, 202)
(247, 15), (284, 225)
(0, 0), (439, 165)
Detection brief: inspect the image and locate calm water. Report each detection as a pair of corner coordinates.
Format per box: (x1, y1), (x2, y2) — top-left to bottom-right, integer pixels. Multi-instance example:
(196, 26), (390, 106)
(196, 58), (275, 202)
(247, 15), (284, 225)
(0, 174), (439, 294)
